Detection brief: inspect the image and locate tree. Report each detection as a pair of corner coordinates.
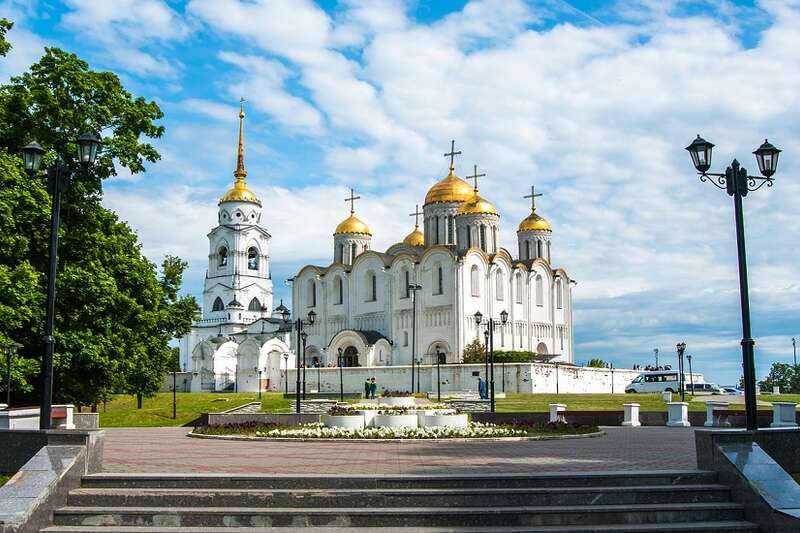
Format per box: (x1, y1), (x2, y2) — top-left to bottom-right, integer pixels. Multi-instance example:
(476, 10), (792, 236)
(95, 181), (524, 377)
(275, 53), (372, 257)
(587, 358), (608, 368)
(0, 18), (12, 57)
(0, 37), (197, 407)
(758, 363), (795, 393)
(461, 339), (485, 364)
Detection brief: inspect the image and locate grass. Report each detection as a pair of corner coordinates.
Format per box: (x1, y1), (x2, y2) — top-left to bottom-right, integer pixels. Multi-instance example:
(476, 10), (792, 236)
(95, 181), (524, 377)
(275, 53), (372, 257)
(0, 473), (12, 486)
(496, 393), (745, 412)
(98, 392), (291, 427)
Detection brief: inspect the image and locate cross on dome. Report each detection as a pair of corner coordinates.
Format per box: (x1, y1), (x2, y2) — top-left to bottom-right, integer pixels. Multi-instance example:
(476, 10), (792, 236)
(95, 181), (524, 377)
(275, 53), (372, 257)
(409, 204), (423, 228)
(466, 164), (486, 191)
(344, 188), (361, 214)
(524, 185), (543, 212)
(444, 140), (462, 171)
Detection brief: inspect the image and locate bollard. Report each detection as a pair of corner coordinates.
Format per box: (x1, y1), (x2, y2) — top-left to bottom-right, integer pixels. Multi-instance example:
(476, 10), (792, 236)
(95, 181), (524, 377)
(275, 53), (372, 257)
(666, 402), (690, 427)
(622, 403), (641, 427)
(770, 402), (798, 428)
(549, 403), (567, 423)
(704, 401), (730, 427)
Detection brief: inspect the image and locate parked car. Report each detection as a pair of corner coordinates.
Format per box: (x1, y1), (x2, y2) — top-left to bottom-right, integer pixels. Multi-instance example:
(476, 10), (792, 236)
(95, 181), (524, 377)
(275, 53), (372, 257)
(720, 386), (745, 395)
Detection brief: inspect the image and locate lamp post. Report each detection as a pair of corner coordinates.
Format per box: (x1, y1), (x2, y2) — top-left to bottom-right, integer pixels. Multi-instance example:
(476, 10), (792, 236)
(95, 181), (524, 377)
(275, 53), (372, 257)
(416, 357), (422, 394)
(317, 359), (321, 393)
(483, 329), (489, 383)
(687, 355), (694, 396)
(255, 366), (262, 400)
(281, 307), (316, 413)
(474, 309), (508, 412)
(338, 347), (344, 402)
(172, 370), (177, 419)
(3, 343), (17, 407)
(300, 331), (308, 399)
(685, 135), (782, 431)
(283, 353), (289, 395)
(22, 133), (101, 429)
(676, 342), (686, 401)
(408, 283), (422, 393)
(502, 357), (506, 393)
(654, 348), (659, 368)
(436, 350), (442, 402)
(793, 337), (797, 368)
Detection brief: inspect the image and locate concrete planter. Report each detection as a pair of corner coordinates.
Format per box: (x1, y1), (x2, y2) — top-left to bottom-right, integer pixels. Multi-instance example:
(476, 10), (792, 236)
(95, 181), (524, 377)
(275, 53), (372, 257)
(373, 414), (418, 428)
(378, 397), (416, 407)
(415, 409), (456, 425)
(321, 414), (364, 429)
(622, 403), (641, 427)
(423, 413), (469, 428)
(356, 410), (378, 427)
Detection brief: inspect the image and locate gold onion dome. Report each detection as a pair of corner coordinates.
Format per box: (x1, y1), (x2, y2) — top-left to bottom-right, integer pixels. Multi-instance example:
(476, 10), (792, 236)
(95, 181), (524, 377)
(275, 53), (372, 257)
(457, 191), (499, 216)
(402, 226), (424, 247)
(335, 213), (371, 235)
(424, 169), (476, 205)
(219, 100), (262, 206)
(518, 210), (551, 232)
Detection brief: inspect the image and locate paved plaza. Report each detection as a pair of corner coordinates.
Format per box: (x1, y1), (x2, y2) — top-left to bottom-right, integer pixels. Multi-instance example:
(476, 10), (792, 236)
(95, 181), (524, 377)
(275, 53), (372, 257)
(102, 426), (698, 474)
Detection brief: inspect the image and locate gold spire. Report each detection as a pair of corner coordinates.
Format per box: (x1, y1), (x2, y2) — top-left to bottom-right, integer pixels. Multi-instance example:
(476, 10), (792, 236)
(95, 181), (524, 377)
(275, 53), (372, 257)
(220, 98), (262, 206)
(518, 186), (550, 232)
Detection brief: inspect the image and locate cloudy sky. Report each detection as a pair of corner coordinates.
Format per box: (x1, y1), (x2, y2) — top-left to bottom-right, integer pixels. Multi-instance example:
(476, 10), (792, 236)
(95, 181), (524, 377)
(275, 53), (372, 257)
(2, 0), (798, 385)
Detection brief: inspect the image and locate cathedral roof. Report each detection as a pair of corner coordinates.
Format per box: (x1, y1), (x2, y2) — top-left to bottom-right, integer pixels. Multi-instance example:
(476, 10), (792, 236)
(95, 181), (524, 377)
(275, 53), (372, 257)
(402, 226), (424, 247)
(456, 190), (499, 216)
(219, 100), (262, 207)
(334, 213), (371, 235)
(424, 169), (475, 205)
(518, 209), (551, 232)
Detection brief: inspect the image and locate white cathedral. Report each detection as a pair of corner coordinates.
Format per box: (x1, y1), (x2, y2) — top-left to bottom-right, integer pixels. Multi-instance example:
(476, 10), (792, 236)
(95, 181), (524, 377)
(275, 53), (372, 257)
(293, 143), (574, 370)
(179, 106), (574, 393)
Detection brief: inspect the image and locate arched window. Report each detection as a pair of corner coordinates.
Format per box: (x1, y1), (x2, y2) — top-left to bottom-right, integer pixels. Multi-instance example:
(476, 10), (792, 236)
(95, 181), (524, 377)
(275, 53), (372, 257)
(447, 216), (454, 244)
(337, 244), (344, 263)
(217, 247), (228, 267)
(403, 269), (410, 298)
(403, 331), (409, 347)
(479, 225), (486, 251)
(496, 271), (504, 300)
(212, 297), (224, 312)
(537, 240), (543, 258)
(351, 243), (357, 264)
(535, 275), (543, 307)
(434, 265), (443, 295)
(465, 226), (472, 248)
(307, 279), (316, 307)
(365, 272), (377, 302)
(248, 297), (261, 311)
(434, 217), (440, 245)
(556, 278), (563, 309)
(335, 277), (343, 305)
(515, 273), (523, 304)
(470, 265), (480, 297)
(247, 247), (259, 270)
(492, 226), (497, 252)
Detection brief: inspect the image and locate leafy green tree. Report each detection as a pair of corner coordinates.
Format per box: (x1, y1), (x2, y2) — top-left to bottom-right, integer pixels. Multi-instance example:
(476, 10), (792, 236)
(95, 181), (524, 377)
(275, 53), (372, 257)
(0, 38), (197, 408)
(461, 339), (486, 364)
(0, 18), (12, 57)
(587, 358), (608, 368)
(758, 363), (795, 393)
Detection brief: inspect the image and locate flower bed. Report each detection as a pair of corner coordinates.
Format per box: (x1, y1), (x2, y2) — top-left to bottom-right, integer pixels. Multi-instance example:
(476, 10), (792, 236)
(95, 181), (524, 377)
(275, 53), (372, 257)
(373, 413), (418, 428)
(321, 414), (364, 429)
(423, 413), (469, 428)
(378, 396), (416, 407)
(194, 421), (599, 440)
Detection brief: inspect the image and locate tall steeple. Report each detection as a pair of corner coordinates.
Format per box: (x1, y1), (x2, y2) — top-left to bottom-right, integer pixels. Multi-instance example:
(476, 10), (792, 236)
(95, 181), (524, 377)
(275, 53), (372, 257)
(219, 98), (261, 206)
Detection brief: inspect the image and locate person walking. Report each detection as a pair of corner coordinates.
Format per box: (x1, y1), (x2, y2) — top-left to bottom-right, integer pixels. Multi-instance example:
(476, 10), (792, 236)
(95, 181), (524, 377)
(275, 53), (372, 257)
(369, 377), (377, 399)
(364, 378), (371, 399)
(478, 376), (488, 400)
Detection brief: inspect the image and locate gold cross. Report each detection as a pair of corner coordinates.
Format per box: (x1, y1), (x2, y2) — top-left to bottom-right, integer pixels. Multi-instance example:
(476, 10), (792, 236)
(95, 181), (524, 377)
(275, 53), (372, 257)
(409, 204), (423, 227)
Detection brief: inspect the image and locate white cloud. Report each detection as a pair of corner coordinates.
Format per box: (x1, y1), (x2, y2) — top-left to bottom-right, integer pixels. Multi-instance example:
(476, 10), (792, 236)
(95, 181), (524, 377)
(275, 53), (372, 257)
(0, 0), (46, 81)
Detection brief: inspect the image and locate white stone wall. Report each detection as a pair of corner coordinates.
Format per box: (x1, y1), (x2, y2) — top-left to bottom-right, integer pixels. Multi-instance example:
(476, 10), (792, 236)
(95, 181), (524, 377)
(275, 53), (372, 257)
(272, 363), (644, 395)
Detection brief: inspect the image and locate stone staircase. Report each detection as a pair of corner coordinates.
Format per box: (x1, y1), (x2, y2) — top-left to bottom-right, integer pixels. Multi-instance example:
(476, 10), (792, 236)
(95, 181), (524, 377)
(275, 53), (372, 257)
(40, 471), (759, 532)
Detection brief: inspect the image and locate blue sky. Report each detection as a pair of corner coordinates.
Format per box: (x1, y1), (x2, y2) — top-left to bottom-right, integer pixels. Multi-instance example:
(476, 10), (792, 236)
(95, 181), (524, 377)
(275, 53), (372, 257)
(1, 0), (799, 386)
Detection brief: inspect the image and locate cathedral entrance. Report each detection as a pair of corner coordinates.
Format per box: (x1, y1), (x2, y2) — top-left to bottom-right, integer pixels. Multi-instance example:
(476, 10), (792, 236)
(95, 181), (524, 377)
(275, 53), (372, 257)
(342, 346), (359, 367)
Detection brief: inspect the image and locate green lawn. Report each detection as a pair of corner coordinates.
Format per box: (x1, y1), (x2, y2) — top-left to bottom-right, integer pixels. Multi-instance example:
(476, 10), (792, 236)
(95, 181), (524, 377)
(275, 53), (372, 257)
(496, 393), (742, 412)
(0, 473), (12, 486)
(98, 392), (291, 427)
(760, 394), (800, 404)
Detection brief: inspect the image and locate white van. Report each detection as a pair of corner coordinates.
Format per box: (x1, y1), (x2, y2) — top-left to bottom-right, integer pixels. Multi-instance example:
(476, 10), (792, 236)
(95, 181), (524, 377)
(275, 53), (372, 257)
(625, 371), (705, 393)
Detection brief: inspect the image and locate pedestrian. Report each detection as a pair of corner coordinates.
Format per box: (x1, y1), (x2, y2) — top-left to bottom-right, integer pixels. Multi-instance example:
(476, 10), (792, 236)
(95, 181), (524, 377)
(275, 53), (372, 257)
(364, 378), (371, 399)
(369, 377), (377, 399)
(478, 376), (487, 400)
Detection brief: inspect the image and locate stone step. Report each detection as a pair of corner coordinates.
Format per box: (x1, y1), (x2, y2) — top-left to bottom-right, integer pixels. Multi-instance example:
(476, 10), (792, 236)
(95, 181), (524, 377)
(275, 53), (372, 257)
(39, 522), (761, 533)
(80, 470), (718, 490)
(66, 484), (732, 508)
(51, 503), (745, 528)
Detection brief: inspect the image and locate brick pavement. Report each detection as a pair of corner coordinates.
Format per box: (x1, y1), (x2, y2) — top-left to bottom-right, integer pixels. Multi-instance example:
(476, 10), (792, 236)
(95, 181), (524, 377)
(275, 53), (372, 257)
(102, 426), (699, 474)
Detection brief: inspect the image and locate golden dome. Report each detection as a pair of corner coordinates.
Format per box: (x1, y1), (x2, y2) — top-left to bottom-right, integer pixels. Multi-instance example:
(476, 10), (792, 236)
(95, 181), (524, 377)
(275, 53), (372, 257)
(402, 226), (424, 247)
(424, 169), (476, 205)
(219, 99), (262, 206)
(518, 210), (551, 232)
(457, 191), (499, 216)
(335, 213), (371, 235)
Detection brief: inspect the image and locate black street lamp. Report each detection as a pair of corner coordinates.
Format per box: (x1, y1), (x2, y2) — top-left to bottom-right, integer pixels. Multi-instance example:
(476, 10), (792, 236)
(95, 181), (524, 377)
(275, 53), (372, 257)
(317, 358), (321, 393)
(337, 347), (344, 402)
(474, 309), (508, 412)
(22, 133), (101, 429)
(687, 355), (694, 396)
(483, 329), (489, 382)
(408, 283), (422, 393)
(282, 353), (289, 395)
(255, 366), (263, 400)
(435, 350), (443, 402)
(281, 307), (315, 413)
(172, 370), (177, 419)
(793, 337), (797, 368)
(4, 343), (19, 407)
(416, 357), (422, 394)
(676, 342), (686, 401)
(685, 135), (782, 431)
(300, 330), (308, 399)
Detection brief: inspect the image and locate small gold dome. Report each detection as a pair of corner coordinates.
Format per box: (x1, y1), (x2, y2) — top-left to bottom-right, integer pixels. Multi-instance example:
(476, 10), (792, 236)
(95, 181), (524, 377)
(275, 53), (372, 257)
(220, 179), (262, 206)
(402, 227), (424, 247)
(457, 192), (499, 216)
(335, 213), (371, 235)
(424, 169), (476, 205)
(518, 210), (551, 232)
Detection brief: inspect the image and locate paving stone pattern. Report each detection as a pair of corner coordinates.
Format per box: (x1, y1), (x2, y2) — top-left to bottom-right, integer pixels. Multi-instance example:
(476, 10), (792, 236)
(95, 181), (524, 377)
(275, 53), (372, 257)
(102, 426), (698, 474)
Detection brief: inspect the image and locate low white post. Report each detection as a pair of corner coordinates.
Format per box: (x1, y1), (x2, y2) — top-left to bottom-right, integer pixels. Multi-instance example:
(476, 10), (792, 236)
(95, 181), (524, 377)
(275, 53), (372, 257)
(622, 403), (641, 427)
(704, 401), (730, 427)
(549, 403), (567, 423)
(666, 402), (690, 427)
(770, 402), (798, 428)
(661, 391), (673, 403)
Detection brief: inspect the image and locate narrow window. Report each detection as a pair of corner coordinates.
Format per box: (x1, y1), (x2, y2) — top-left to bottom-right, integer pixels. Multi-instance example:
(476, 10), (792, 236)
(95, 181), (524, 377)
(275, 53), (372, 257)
(435, 265), (443, 295)
(404, 269), (410, 298)
(247, 247), (259, 270)
(492, 226), (497, 252)
(447, 216), (454, 244)
(335, 277), (343, 305)
(470, 265), (480, 297)
(496, 271), (504, 300)
(479, 225), (486, 251)
(515, 273), (523, 304)
(556, 278), (563, 309)
(351, 243), (357, 264)
(535, 275), (543, 307)
(371, 273), (377, 301)
(308, 280), (316, 307)
(466, 227), (472, 248)
(434, 217), (440, 245)
(525, 241), (530, 260)
(403, 331), (409, 347)
(218, 247), (228, 267)
(537, 240), (543, 258)
(248, 297), (261, 311)
(212, 297), (224, 312)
